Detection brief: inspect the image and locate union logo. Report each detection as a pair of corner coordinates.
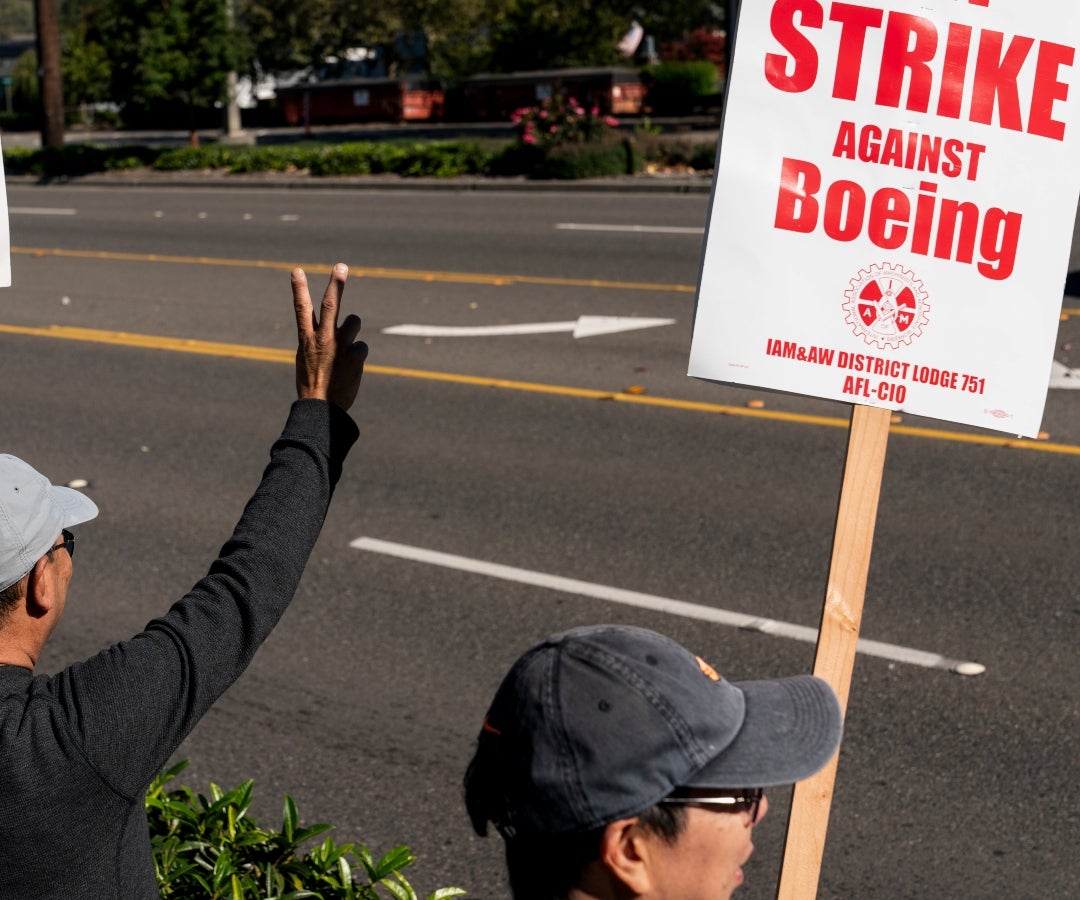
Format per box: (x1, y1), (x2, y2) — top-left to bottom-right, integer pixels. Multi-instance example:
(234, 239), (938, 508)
(843, 263), (930, 349)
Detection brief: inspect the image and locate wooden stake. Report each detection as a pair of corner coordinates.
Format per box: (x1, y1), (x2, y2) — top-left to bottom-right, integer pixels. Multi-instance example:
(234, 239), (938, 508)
(776, 404), (892, 900)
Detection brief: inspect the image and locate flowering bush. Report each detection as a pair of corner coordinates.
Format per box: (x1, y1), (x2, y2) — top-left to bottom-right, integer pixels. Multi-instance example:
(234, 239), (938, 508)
(509, 94), (620, 149)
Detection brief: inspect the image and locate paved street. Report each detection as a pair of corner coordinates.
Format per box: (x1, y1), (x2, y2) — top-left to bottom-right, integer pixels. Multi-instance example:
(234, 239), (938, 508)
(1, 183), (1077, 898)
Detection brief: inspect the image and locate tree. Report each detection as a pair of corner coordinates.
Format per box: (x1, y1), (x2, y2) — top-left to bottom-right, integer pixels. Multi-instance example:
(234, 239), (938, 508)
(237, 0), (379, 74)
(98, 0), (242, 144)
(0, 1), (35, 37)
(61, 22), (111, 123)
(484, 0), (626, 72)
(628, 0), (721, 48)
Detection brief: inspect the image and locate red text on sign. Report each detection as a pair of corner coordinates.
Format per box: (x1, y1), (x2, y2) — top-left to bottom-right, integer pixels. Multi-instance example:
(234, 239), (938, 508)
(765, 0), (1075, 140)
(774, 157), (1022, 279)
(833, 120), (986, 181)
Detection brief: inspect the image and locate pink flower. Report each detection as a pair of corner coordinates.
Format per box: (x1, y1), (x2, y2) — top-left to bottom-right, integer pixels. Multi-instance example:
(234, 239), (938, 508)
(574, 106), (585, 115)
(539, 109), (548, 119)
(522, 133), (536, 144)
(510, 113), (522, 124)
(604, 116), (618, 127)
(591, 105), (600, 115)
(549, 125), (558, 133)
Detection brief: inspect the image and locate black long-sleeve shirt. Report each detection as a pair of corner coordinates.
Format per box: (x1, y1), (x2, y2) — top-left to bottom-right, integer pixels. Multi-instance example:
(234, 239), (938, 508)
(0, 399), (358, 898)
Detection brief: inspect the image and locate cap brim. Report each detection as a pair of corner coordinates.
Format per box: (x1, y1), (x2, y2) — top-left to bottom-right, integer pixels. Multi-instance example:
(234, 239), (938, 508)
(52, 485), (99, 529)
(683, 675), (842, 788)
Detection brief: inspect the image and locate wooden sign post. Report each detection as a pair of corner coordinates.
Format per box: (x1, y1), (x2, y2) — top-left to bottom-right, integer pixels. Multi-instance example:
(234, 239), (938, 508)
(776, 404), (892, 899)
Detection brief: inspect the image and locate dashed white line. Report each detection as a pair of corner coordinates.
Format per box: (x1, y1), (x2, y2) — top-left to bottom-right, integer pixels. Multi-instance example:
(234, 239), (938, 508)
(350, 537), (985, 675)
(9, 207), (77, 216)
(556, 222), (704, 235)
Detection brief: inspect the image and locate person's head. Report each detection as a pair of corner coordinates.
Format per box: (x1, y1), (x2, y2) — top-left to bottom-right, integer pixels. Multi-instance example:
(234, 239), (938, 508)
(464, 625), (843, 900)
(0, 455), (98, 646)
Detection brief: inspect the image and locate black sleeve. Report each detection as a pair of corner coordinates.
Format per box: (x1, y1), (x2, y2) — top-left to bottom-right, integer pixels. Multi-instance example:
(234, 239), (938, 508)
(48, 399), (359, 799)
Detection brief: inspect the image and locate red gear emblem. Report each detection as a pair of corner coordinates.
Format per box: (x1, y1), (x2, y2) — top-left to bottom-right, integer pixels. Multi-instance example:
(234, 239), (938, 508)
(843, 263), (930, 349)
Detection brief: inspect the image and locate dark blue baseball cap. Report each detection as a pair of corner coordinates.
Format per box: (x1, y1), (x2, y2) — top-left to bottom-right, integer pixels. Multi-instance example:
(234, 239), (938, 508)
(466, 624), (843, 838)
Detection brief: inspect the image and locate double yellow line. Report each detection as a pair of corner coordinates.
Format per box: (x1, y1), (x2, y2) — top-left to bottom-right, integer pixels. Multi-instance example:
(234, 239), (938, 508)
(6, 246), (1078, 456)
(11, 246), (695, 294)
(2, 321), (1077, 456)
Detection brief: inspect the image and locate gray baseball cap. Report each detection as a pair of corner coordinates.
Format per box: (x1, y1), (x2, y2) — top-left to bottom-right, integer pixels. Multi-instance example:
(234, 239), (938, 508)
(0, 454), (99, 592)
(466, 624), (843, 838)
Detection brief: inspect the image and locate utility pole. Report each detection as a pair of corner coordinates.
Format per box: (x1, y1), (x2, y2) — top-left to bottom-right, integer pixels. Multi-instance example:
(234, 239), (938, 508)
(34, 0), (65, 149)
(224, 0), (243, 137)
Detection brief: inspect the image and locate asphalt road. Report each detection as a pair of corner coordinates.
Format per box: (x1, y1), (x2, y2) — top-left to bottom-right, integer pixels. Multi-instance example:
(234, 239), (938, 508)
(2, 183), (1078, 898)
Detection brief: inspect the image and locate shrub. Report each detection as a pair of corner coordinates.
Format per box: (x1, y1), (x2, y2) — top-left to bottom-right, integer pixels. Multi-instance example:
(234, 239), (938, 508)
(2, 144), (160, 176)
(486, 141), (545, 177)
(510, 94), (620, 150)
(533, 136), (642, 179)
(2, 146), (41, 175)
(644, 61), (719, 115)
(640, 137), (717, 172)
(153, 146), (236, 171)
(147, 760), (466, 900)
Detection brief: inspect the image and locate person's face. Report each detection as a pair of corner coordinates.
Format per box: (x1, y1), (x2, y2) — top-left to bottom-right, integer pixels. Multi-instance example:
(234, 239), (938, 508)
(644, 793), (769, 900)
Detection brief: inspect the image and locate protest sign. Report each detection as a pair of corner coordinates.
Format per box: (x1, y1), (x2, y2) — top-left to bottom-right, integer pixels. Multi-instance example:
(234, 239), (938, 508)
(690, 0), (1080, 437)
(689, 3), (1080, 896)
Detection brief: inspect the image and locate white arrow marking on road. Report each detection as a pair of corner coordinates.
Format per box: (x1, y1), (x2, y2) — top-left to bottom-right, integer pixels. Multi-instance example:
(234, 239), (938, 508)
(350, 537), (985, 675)
(1049, 360), (1080, 389)
(382, 316), (675, 339)
(556, 222), (704, 235)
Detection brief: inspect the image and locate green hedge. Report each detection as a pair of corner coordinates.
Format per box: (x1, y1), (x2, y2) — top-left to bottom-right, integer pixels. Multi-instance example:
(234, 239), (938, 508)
(644, 61), (720, 115)
(147, 760), (465, 900)
(533, 137), (643, 179)
(3, 143), (159, 176)
(2, 134), (709, 181)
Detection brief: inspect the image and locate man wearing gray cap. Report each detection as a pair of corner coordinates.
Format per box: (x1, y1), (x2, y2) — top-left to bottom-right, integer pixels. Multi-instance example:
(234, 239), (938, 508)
(0, 265), (366, 898)
(465, 624), (843, 900)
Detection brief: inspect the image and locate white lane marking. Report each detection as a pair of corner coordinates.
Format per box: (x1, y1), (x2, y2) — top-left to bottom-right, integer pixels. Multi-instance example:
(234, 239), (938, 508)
(9, 207), (77, 216)
(382, 316), (676, 339)
(350, 537), (985, 675)
(1049, 360), (1080, 389)
(556, 222), (704, 235)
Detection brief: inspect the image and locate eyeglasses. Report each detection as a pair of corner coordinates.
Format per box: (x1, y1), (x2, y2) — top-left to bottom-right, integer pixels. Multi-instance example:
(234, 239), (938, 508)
(660, 787), (765, 823)
(47, 529), (75, 559)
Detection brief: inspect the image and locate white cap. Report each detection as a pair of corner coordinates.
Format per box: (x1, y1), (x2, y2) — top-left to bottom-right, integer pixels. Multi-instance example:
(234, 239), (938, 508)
(0, 454), (99, 591)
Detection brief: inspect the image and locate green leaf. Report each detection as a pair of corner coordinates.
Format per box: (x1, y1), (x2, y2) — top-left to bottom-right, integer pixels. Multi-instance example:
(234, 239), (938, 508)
(427, 889), (468, 900)
(282, 795), (298, 843)
(372, 845), (415, 879)
(294, 822), (334, 844)
(382, 876), (415, 900)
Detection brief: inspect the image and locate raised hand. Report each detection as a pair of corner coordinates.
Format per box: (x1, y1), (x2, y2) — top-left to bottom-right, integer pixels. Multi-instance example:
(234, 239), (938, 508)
(292, 264), (368, 412)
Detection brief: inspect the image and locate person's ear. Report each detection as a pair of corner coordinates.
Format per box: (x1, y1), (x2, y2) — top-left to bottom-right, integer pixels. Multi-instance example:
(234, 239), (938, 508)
(25, 555), (55, 618)
(596, 817), (654, 895)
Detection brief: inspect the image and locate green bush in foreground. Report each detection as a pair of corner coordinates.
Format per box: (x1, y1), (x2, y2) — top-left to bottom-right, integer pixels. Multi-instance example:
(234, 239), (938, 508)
(147, 760), (466, 900)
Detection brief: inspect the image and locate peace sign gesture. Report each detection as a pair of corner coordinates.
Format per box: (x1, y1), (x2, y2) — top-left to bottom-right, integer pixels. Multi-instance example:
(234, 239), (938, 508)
(292, 264), (368, 412)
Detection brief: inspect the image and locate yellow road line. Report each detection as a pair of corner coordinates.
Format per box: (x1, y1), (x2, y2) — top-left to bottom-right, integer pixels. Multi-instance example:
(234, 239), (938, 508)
(2, 321), (1077, 456)
(11, 247), (695, 294)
